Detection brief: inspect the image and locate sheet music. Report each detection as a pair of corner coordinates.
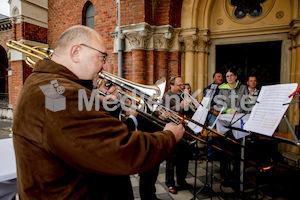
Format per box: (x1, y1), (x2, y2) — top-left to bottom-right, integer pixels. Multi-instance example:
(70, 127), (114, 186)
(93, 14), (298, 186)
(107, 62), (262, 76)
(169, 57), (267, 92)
(187, 97), (210, 133)
(244, 83), (298, 136)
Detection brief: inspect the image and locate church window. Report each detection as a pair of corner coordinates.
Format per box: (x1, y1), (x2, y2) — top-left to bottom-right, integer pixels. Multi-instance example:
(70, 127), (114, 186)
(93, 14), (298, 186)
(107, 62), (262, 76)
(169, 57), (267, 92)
(83, 1), (94, 29)
(231, 0), (266, 19)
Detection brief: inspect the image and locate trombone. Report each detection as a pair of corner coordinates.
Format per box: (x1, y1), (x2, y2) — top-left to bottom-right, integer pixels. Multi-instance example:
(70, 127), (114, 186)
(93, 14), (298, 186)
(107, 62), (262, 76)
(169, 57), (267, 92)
(6, 40), (53, 68)
(6, 39), (274, 172)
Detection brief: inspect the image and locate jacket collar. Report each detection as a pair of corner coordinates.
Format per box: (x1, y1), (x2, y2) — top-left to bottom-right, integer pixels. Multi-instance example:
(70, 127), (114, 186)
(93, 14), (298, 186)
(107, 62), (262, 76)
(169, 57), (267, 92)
(219, 80), (240, 90)
(33, 59), (94, 90)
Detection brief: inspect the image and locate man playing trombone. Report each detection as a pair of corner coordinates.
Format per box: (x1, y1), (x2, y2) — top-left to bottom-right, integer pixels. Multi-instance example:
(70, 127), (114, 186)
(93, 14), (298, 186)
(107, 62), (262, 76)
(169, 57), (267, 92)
(12, 25), (185, 200)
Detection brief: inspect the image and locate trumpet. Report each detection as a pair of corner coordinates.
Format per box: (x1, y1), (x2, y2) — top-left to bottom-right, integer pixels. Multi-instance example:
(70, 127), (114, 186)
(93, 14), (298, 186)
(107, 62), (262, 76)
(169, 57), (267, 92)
(180, 89), (201, 112)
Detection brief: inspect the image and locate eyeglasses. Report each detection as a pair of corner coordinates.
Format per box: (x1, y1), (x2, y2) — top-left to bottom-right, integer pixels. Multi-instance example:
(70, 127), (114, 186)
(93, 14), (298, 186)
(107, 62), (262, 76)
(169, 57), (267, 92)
(226, 74), (235, 78)
(80, 44), (108, 64)
(176, 84), (185, 87)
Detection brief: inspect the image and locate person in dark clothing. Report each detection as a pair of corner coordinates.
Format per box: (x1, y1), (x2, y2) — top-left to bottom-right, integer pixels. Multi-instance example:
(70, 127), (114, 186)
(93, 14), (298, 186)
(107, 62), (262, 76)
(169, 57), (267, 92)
(203, 72), (224, 127)
(163, 76), (193, 194)
(122, 100), (162, 200)
(12, 25), (185, 200)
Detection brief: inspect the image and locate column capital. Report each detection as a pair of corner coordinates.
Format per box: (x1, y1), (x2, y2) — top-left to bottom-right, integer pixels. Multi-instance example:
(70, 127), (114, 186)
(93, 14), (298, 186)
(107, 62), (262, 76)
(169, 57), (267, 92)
(125, 29), (153, 50)
(289, 20), (300, 49)
(111, 22), (181, 52)
(179, 35), (198, 52)
(196, 35), (211, 53)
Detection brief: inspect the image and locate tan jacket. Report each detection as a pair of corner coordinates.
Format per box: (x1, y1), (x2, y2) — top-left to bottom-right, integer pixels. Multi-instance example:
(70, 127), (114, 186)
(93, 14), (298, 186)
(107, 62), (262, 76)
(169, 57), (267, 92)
(13, 60), (176, 199)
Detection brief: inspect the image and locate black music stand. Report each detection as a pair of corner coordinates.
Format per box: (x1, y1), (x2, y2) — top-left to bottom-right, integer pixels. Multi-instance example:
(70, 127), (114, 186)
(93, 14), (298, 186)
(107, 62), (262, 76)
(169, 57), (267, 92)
(192, 130), (221, 200)
(221, 113), (273, 200)
(191, 111), (224, 200)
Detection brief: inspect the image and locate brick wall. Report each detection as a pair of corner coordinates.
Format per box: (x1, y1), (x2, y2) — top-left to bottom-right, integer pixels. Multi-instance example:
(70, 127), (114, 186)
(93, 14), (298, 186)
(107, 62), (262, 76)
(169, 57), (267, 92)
(47, 0), (182, 85)
(10, 21), (48, 109)
(10, 61), (25, 106)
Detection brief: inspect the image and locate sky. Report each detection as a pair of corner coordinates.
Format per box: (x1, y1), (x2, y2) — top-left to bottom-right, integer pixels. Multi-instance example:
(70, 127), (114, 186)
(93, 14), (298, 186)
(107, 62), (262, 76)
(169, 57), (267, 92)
(0, 0), (10, 17)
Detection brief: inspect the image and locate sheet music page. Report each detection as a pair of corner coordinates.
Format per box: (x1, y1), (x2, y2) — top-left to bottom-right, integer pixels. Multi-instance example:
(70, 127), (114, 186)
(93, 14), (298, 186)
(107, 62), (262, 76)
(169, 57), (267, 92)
(244, 83), (298, 136)
(187, 97), (210, 133)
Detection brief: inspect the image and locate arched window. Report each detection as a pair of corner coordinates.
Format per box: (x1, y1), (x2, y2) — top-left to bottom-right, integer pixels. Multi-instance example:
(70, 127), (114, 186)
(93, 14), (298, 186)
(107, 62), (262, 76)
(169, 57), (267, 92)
(83, 1), (94, 29)
(0, 45), (8, 95)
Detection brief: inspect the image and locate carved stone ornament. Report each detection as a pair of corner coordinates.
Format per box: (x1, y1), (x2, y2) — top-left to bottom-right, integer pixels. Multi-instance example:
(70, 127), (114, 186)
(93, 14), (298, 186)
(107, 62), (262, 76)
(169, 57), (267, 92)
(111, 22), (181, 52)
(276, 11), (284, 19)
(125, 30), (153, 50)
(153, 29), (175, 50)
(289, 27), (300, 49)
(217, 19), (224, 25)
(197, 36), (210, 53)
(12, 6), (19, 17)
(179, 35), (199, 52)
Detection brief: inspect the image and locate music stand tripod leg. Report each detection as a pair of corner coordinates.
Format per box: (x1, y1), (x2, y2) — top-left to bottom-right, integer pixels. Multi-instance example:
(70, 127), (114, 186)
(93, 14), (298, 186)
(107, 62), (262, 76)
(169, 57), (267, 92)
(192, 131), (221, 200)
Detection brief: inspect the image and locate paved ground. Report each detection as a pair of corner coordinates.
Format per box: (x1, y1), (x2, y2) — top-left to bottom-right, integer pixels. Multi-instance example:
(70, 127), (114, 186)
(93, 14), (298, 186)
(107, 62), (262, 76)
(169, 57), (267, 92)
(1, 120), (300, 200)
(131, 151), (300, 200)
(0, 120), (12, 139)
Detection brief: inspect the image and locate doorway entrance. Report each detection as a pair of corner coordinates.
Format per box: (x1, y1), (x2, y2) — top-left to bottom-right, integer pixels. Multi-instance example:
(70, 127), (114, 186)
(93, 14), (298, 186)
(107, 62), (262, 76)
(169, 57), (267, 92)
(216, 41), (281, 89)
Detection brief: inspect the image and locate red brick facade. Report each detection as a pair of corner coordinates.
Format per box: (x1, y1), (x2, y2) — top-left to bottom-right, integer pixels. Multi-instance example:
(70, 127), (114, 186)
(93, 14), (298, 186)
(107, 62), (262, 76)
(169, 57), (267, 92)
(47, 0), (182, 81)
(9, 0), (183, 109)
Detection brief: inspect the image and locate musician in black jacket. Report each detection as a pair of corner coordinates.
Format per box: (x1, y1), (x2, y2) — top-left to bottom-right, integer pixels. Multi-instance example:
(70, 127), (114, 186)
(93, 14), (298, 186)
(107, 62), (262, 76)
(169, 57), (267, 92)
(163, 76), (193, 194)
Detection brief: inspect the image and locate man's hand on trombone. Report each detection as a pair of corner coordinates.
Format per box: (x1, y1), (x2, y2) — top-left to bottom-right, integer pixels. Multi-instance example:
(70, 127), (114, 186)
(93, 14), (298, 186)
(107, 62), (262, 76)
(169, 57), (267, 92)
(97, 78), (120, 104)
(164, 123), (185, 143)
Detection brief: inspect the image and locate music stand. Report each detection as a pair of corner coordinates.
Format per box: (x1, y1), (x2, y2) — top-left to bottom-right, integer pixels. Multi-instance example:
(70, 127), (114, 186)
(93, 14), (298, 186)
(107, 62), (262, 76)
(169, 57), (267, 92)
(217, 113), (250, 199)
(191, 109), (224, 200)
(192, 130), (222, 200)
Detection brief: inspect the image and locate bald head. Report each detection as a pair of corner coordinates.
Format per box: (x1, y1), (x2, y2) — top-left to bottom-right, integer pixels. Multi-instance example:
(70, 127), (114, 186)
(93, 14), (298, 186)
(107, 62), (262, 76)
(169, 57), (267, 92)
(54, 25), (94, 55)
(51, 25), (108, 81)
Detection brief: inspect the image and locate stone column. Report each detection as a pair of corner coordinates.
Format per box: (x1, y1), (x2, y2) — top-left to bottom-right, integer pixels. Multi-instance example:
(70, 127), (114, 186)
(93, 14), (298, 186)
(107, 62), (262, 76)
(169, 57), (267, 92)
(289, 26), (300, 126)
(179, 35), (198, 91)
(287, 25), (300, 153)
(196, 35), (210, 99)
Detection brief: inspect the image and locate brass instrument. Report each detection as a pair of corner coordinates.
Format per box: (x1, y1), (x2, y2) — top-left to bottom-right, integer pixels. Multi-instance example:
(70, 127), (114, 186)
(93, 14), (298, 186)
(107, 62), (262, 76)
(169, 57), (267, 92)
(6, 40), (53, 68)
(97, 70), (166, 112)
(180, 90), (201, 112)
(6, 39), (275, 172)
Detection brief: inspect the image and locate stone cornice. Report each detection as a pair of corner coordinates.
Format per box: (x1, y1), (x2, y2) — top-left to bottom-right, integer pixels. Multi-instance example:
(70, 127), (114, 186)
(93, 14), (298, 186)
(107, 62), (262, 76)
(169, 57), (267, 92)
(0, 18), (12, 32)
(10, 0), (48, 28)
(210, 24), (290, 39)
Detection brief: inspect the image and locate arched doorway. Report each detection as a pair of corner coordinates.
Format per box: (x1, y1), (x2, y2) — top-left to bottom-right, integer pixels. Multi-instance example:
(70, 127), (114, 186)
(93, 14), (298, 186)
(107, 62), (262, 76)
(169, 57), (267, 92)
(180, 0), (293, 91)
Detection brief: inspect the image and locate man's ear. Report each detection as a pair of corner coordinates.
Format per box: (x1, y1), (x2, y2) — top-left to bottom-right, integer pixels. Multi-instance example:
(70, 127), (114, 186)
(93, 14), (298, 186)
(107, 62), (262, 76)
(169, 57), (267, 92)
(70, 45), (81, 63)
